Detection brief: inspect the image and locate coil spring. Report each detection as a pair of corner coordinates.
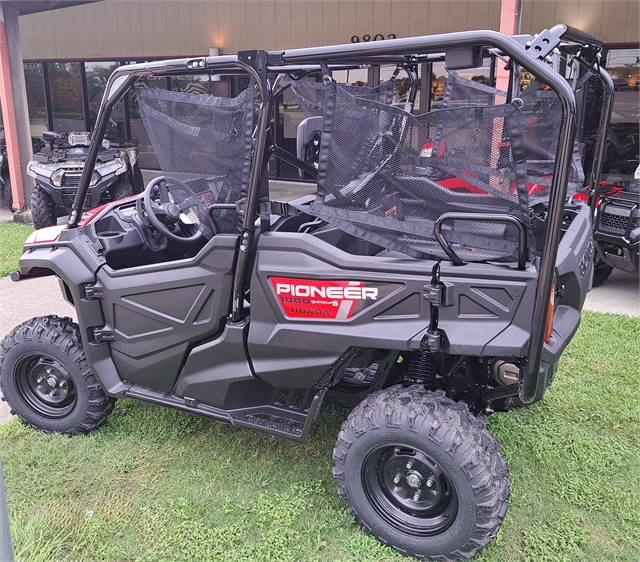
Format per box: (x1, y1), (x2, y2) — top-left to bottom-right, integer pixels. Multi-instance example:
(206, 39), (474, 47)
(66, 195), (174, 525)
(407, 350), (436, 388)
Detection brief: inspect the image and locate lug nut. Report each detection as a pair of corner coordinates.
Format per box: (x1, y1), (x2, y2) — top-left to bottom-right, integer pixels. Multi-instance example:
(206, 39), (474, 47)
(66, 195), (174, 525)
(49, 390), (57, 397)
(426, 476), (436, 488)
(412, 492), (420, 502)
(393, 475), (401, 484)
(59, 381), (66, 388)
(406, 461), (413, 470)
(46, 369), (52, 374)
(37, 377), (44, 384)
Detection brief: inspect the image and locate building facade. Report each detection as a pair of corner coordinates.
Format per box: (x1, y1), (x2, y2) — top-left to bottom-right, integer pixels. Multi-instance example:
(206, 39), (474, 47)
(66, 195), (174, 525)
(13, 0), (640, 182)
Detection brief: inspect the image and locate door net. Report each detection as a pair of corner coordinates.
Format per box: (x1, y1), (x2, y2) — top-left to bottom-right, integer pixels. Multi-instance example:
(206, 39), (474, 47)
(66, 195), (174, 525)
(288, 72), (578, 263)
(137, 86), (255, 238)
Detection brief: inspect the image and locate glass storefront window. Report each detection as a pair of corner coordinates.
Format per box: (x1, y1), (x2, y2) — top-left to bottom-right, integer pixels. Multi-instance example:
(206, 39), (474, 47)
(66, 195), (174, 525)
(85, 61), (126, 136)
(47, 62), (84, 133)
(601, 48), (639, 183)
(24, 63), (46, 137)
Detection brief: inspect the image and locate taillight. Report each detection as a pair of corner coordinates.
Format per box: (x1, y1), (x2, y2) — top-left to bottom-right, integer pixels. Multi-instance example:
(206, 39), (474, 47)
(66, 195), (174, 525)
(545, 283), (555, 343)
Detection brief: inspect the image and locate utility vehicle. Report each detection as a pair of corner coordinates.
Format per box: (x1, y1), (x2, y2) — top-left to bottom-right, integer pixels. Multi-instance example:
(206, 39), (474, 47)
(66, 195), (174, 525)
(0, 135), (44, 211)
(590, 174), (640, 286)
(0, 25), (612, 560)
(27, 130), (144, 229)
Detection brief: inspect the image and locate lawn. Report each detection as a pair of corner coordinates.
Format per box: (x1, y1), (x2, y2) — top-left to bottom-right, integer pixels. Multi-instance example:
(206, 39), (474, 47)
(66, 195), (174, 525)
(0, 223), (33, 277)
(0, 311), (638, 561)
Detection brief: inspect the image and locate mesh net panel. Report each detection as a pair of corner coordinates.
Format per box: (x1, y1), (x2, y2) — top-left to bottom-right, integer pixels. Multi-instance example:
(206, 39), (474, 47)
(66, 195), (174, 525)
(443, 72), (583, 204)
(288, 78), (396, 118)
(288, 71), (582, 263)
(516, 88), (583, 204)
(442, 71), (507, 108)
(292, 80), (532, 262)
(137, 86), (255, 238)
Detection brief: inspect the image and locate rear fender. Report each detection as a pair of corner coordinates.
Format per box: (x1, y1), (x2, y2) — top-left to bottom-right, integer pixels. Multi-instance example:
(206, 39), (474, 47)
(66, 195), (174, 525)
(527, 203), (594, 403)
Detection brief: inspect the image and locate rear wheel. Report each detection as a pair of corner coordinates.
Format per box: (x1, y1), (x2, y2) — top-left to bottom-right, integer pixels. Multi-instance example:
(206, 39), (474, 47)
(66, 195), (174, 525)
(333, 386), (509, 560)
(0, 316), (115, 435)
(30, 184), (57, 229)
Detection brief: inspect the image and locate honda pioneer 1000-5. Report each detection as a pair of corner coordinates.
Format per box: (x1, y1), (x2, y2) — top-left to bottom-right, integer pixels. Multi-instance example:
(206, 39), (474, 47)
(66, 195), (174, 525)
(0, 25), (612, 561)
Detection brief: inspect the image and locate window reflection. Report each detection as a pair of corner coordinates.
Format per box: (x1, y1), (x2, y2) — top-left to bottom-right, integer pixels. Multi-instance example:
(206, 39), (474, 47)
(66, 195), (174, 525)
(47, 62), (84, 133)
(24, 63), (46, 137)
(602, 48), (639, 182)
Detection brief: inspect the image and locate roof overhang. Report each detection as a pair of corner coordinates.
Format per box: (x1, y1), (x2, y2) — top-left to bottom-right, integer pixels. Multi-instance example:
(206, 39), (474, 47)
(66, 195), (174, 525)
(14, 0), (103, 17)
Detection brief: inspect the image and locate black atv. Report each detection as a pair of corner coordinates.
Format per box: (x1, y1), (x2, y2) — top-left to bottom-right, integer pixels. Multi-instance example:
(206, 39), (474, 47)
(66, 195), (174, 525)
(591, 176), (640, 286)
(0, 25), (611, 561)
(0, 135), (45, 211)
(26, 131), (144, 229)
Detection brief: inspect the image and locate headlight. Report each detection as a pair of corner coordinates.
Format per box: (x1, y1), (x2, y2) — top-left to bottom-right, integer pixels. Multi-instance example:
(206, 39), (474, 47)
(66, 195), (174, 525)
(51, 171), (64, 187)
(26, 164), (55, 179)
(90, 171), (99, 186)
(0, 154), (4, 167)
(97, 159), (127, 177)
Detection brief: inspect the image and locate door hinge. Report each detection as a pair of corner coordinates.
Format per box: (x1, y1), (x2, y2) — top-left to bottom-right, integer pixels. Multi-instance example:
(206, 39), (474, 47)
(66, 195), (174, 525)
(93, 325), (115, 343)
(84, 283), (104, 300)
(423, 284), (444, 306)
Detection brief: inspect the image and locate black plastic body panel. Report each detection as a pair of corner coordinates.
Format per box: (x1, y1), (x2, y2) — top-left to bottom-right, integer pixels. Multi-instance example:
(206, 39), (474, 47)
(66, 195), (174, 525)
(96, 235), (238, 391)
(542, 204), (593, 367)
(175, 318), (281, 410)
(247, 232), (539, 389)
(17, 227), (129, 395)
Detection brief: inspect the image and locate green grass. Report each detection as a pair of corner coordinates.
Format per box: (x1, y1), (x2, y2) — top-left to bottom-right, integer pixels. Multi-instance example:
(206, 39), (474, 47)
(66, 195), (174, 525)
(0, 223), (33, 277)
(0, 311), (638, 561)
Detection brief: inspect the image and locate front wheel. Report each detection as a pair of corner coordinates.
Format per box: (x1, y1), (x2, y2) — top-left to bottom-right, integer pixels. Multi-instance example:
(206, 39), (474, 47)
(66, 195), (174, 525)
(333, 386), (509, 560)
(112, 178), (134, 201)
(1, 177), (13, 211)
(0, 316), (115, 435)
(30, 184), (57, 229)
(592, 260), (614, 288)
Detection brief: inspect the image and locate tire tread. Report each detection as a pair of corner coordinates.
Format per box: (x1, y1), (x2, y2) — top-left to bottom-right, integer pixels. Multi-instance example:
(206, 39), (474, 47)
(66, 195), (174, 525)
(0, 315), (114, 435)
(333, 385), (509, 561)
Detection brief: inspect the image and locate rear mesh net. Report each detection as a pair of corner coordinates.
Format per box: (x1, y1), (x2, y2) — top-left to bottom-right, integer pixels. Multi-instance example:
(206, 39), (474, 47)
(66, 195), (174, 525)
(137, 86), (255, 238)
(288, 78), (396, 118)
(288, 72), (581, 263)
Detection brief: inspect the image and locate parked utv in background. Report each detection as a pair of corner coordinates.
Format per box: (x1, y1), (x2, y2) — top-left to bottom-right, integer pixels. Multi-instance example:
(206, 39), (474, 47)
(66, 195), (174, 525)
(27, 130), (144, 229)
(0, 24), (612, 561)
(590, 170), (640, 286)
(0, 134), (45, 211)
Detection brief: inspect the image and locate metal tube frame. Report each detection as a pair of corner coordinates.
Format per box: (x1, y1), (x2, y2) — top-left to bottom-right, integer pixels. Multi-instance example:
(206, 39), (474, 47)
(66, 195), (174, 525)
(64, 28), (608, 405)
(588, 67), (615, 215)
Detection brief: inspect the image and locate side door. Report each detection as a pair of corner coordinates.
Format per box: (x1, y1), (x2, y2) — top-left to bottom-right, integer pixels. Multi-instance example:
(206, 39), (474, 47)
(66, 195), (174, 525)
(96, 235), (237, 392)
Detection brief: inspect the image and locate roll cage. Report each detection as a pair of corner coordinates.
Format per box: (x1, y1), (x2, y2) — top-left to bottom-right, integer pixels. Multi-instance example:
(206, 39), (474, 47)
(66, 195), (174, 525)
(67, 24), (613, 407)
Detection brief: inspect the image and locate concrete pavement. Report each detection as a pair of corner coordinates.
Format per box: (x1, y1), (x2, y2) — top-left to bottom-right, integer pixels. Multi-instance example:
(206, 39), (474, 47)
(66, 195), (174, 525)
(0, 189), (638, 424)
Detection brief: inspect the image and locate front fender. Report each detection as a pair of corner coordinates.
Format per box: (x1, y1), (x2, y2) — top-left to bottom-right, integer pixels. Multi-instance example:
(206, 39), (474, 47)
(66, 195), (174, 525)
(17, 229), (129, 396)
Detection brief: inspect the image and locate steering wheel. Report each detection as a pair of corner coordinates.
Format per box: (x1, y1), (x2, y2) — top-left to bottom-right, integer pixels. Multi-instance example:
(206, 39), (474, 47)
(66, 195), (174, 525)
(141, 176), (202, 245)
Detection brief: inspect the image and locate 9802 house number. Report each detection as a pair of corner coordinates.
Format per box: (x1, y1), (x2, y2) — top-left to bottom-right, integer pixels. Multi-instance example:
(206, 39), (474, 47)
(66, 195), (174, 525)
(351, 34), (397, 43)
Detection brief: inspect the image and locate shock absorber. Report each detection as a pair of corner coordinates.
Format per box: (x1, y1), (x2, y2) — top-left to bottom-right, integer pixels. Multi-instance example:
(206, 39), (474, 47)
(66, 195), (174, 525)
(407, 350), (436, 389)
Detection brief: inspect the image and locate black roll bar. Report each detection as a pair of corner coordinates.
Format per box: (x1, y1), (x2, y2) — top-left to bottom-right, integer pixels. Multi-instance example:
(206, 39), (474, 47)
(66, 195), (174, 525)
(588, 67), (615, 215)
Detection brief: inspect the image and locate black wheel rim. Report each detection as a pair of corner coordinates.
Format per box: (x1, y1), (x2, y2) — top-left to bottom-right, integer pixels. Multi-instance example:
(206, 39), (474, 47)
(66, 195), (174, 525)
(14, 353), (77, 419)
(362, 444), (458, 537)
